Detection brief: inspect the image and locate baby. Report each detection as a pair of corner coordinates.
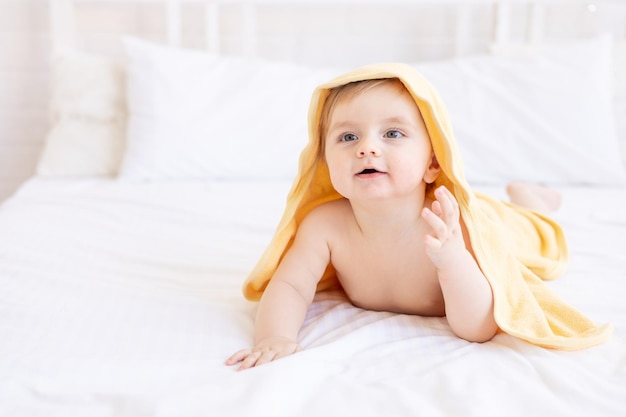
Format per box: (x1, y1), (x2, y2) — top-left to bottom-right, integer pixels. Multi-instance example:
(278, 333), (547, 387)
(226, 64), (611, 369)
(226, 72), (566, 371)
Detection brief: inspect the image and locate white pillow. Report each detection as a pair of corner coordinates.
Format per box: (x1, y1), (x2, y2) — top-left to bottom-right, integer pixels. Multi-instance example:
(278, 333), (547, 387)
(121, 35), (624, 185)
(416, 35), (625, 185)
(120, 37), (337, 181)
(37, 51), (126, 177)
(612, 40), (626, 165)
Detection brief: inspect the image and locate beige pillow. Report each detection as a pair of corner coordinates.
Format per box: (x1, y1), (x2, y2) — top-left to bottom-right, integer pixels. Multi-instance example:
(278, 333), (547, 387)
(37, 51), (126, 176)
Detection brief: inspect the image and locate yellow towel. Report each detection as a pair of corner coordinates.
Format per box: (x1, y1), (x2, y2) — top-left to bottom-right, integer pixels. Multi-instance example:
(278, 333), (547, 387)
(242, 63), (612, 350)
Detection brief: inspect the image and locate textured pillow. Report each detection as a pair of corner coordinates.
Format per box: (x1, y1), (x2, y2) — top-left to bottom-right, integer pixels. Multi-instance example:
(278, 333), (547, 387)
(37, 51), (126, 177)
(120, 37), (337, 181)
(415, 35), (625, 185)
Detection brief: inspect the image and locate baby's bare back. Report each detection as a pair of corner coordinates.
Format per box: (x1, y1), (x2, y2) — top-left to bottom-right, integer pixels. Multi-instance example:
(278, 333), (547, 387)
(320, 200), (446, 316)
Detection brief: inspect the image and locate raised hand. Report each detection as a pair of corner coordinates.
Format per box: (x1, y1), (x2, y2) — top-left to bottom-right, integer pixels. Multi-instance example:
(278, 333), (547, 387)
(421, 185), (467, 269)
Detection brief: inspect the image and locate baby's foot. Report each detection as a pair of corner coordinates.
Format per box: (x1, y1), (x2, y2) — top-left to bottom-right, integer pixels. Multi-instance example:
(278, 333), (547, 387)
(506, 182), (562, 213)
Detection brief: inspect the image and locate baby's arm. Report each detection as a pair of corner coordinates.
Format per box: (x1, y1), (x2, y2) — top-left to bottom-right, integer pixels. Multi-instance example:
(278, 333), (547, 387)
(226, 211), (331, 370)
(421, 186), (498, 343)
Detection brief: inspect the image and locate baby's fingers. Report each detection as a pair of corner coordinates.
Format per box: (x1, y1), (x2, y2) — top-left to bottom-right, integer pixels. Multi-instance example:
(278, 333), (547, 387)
(423, 233), (443, 253)
(226, 349), (273, 370)
(422, 206), (447, 238)
(237, 351), (266, 371)
(228, 340), (303, 370)
(225, 349), (252, 366)
(253, 350), (279, 368)
(434, 186), (459, 223)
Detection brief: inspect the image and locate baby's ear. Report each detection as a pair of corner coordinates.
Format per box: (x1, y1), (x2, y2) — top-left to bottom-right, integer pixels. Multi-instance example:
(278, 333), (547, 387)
(424, 153), (441, 184)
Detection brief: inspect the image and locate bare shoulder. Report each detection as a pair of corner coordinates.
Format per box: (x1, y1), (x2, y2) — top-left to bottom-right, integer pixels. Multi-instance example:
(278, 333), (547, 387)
(295, 199), (351, 244)
(301, 198), (352, 226)
(278, 200), (350, 282)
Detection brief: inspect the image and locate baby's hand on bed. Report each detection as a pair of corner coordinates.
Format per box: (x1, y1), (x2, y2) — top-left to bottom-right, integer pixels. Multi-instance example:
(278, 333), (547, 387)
(225, 336), (302, 371)
(422, 185), (466, 269)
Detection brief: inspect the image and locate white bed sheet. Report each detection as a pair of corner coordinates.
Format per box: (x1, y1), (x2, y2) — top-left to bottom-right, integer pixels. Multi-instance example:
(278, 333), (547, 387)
(1, 178), (625, 417)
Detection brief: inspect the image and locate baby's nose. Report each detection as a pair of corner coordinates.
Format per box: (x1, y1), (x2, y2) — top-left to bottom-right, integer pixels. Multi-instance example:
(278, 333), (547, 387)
(357, 137), (380, 157)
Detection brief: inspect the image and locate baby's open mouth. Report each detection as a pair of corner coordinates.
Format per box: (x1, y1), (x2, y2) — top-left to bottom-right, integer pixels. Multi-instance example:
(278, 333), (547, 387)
(358, 168), (381, 174)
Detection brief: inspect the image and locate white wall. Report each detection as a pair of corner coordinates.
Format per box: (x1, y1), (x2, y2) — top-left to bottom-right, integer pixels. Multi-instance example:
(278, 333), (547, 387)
(0, 0), (624, 202)
(0, 0), (51, 201)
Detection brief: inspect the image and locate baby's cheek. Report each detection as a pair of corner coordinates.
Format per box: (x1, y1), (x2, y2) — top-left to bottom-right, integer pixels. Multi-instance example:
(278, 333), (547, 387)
(327, 170), (348, 197)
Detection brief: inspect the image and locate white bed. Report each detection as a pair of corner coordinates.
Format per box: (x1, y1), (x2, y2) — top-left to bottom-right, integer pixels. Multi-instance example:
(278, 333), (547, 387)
(2, 1), (626, 416)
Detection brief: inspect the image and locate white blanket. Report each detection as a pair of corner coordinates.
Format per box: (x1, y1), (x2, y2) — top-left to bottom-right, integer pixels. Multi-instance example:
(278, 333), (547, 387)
(1, 178), (625, 417)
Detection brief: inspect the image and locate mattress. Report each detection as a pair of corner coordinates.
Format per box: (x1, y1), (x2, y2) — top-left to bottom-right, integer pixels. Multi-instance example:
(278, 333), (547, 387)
(1, 178), (625, 416)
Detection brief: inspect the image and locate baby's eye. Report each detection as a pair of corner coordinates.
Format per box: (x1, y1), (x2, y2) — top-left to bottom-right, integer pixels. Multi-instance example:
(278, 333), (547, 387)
(340, 133), (358, 142)
(384, 130), (404, 139)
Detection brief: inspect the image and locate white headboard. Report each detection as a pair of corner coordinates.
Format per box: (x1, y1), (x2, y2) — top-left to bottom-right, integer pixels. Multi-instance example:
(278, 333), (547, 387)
(48, 0), (626, 66)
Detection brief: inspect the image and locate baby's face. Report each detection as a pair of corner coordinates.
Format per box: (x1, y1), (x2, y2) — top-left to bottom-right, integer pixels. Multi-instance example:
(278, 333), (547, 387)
(323, 81), (438, 201)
